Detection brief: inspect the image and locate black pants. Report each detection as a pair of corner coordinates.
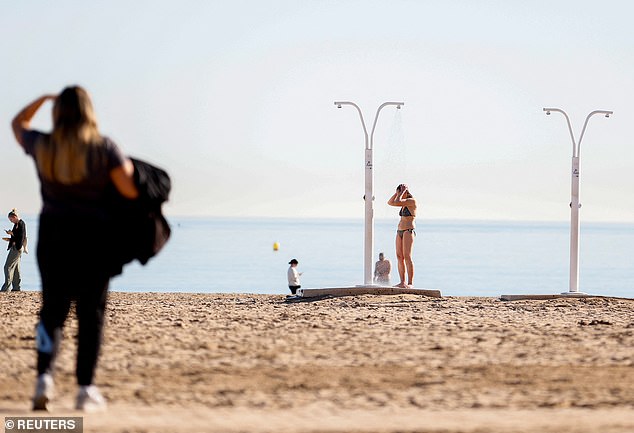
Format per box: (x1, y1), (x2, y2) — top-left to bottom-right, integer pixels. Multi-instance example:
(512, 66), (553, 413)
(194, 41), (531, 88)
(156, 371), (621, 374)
(289, 285), (301, 295)
(36, 215), (112, 386)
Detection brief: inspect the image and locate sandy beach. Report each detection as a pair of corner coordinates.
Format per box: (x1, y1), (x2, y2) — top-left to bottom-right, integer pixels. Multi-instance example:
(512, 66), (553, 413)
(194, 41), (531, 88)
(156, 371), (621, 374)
(1, 291), (632, 432)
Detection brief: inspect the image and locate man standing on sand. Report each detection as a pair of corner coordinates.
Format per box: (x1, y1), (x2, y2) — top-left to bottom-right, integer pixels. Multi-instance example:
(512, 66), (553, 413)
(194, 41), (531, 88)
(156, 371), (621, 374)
(1, 209), (26, 293)
(287, 259), (302, 295)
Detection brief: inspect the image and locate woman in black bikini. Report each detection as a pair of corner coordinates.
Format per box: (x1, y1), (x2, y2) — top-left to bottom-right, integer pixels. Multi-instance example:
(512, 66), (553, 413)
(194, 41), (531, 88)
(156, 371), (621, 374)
(387, 184), (417, 288)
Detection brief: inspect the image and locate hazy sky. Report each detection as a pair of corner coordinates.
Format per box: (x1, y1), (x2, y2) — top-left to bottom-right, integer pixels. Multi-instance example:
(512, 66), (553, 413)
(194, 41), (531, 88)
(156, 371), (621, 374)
(2, 1), (633, 222)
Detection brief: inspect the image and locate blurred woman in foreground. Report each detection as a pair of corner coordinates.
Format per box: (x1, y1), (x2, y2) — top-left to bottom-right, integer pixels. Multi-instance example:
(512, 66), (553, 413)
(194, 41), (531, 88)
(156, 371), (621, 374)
(12, 86), (138, 411)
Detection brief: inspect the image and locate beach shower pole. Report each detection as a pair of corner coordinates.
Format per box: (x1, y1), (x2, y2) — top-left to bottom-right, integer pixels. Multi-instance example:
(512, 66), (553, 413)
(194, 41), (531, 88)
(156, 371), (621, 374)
(335, 101), (404, 285)
(543, 108), (613, 294)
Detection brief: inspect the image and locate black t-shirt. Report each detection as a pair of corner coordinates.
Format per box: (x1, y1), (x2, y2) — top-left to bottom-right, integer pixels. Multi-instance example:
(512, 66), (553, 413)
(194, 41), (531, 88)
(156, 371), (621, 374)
(8, 219), (26, 250)
(22, 130), (126, 218)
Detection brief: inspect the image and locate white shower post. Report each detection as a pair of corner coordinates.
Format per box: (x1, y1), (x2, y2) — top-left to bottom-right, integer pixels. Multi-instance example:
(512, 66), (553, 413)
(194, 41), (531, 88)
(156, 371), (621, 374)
(543, 108), (613, 294)
(335, 101), (404, 285)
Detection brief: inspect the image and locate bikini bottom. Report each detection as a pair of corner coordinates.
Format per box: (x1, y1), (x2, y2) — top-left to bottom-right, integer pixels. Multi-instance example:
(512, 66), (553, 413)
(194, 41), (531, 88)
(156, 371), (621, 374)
(397, 228), (416, 238)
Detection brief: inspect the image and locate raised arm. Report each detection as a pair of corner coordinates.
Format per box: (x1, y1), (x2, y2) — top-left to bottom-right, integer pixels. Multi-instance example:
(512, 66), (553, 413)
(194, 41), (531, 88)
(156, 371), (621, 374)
(11, 94), (56, 148)
(388, 184), (409, 207)
(387, 185), (402, 207)
(388, 184), (416, 208)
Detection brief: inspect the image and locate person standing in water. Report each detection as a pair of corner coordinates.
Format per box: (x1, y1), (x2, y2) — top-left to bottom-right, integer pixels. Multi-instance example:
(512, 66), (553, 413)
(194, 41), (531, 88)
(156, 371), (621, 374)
(11, 87), (138, 412)
(387, 184), (417, 288)
(287, 258), (302, 295)
(373, 252), (392, 285)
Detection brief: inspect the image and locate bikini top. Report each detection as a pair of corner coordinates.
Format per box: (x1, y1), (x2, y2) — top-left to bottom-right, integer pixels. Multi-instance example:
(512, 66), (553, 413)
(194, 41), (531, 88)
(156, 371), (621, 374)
(399, 206), (412, 217)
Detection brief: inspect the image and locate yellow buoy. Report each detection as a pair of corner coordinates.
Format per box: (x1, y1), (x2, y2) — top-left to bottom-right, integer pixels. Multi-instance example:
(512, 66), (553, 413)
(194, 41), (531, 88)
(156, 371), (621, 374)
(273, 242), (280, 251)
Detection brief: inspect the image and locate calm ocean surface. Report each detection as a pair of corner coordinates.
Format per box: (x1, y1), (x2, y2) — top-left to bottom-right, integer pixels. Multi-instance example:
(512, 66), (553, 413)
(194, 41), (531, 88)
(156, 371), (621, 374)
(13, 216), (634, 298)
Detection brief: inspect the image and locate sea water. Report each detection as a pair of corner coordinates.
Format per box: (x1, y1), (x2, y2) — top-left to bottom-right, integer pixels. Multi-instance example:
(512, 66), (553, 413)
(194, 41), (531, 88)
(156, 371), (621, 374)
(12, 216), (634, 298)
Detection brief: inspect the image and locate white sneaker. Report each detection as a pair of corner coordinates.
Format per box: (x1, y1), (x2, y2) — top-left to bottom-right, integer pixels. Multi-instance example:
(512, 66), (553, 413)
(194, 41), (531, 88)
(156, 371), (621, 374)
(75, 385), (107, 412)
(32, 373), (54, 411)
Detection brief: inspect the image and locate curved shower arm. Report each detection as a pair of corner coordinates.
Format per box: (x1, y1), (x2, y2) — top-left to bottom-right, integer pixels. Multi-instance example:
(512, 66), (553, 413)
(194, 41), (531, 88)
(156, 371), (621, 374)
(370, 102), (404, 150)
(544, 108), (577, 157)
(578, 110), (613, 157)
(335, 101), (369, 149)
